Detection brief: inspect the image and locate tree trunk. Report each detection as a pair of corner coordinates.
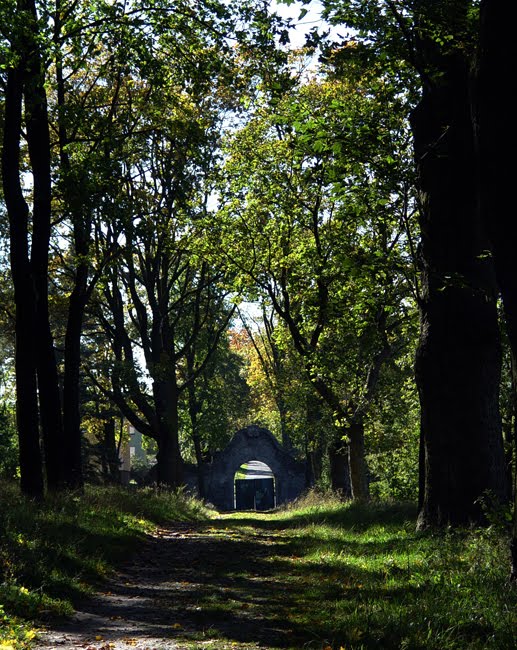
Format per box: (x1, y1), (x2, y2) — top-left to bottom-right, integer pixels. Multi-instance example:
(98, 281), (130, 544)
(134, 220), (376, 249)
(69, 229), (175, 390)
(305, 391), (324, 487)
(23, 0), (65, 491)
(61, 262), (89, 490)
(476, 0), (517, 576)
(187, 380), (205, 498)
(328, 434), (352, 498)
(153, 376), (184, 488)
(309, 372), (368, 499)
(2, 55), (44, 499)
(277, 393), (293, 452)
(347, 417), (369, 501)
(418, 423), (425, 511)
(55, 5), (90, 491)
(412, 47), (507, 528)
(101, 418), (120, 482)
(476, 1), (517, 358)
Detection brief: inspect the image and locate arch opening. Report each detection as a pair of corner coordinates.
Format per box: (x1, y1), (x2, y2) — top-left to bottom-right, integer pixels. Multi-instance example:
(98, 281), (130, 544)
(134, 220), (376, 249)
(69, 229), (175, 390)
(234, 460), (276, 510)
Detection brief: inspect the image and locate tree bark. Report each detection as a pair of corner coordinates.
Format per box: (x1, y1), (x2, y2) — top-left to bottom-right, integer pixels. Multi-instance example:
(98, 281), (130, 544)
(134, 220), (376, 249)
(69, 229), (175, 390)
(328, 435), (352, 498)
(153, 375), (184, 488)
(277, 393), (293, 451)
(1, 46), (44, 499)
(62, 267), (89, 490)
(55, 0), (91, 490)
(305, 392), (324, 487)
(412, 37), (507, 528)
(309, 372), (369, 500)
(347, 417), (369, 501)
(187, 377), (206, 498)
(23, 0), (65, 491)
(476, 0), (517, 577)
(101, 418), (120, 482)
(476, 1), (517, 358)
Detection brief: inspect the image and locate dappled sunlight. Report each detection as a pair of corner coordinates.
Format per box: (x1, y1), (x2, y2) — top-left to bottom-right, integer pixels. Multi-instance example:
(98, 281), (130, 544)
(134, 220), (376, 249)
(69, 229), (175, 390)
(1, 488), (511, 650)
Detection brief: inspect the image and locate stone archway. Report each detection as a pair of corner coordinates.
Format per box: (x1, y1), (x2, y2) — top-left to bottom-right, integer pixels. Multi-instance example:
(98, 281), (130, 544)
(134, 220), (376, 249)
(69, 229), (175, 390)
(204, 425), (306, 511)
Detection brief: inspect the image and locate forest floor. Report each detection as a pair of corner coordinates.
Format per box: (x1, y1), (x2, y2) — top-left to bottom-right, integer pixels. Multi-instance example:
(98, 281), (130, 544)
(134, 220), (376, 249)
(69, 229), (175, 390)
(25, 498), (517, 650)
(32, 514), (311, 650)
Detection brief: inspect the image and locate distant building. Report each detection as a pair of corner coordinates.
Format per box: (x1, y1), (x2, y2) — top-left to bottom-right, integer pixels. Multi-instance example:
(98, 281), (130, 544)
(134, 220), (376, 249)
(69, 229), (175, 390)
(119, 423), (151, 485)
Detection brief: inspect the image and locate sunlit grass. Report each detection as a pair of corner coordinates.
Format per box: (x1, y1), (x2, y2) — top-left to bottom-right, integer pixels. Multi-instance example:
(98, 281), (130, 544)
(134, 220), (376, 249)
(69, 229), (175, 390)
(1, 483), (516, 649)
(220, 493), (517, 649)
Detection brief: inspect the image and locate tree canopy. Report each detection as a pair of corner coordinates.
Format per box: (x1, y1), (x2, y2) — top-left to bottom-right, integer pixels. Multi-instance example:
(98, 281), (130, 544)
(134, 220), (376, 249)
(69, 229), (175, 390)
(0, 0), (515, 544)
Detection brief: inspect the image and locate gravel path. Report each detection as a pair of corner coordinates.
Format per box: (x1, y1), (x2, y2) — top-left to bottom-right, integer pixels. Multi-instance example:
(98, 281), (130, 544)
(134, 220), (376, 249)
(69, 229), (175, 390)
(33, 519), (301, 650)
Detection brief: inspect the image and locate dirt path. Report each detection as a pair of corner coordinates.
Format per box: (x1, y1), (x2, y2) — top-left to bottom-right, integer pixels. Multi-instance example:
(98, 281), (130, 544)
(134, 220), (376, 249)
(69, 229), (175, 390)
(33, 516), (306, 650)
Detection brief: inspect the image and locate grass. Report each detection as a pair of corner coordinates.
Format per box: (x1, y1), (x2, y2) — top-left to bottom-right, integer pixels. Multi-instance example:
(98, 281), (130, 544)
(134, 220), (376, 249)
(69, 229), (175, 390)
(235, 463), (251, 480)
(1, 483), (516, 649)
(208, 492), (517, 649)
(0, 480), (213, 649)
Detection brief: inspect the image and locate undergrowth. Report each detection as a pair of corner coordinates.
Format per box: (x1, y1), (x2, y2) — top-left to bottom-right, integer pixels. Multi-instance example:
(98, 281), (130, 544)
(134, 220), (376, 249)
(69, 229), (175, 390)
(0, 481), (212, 649)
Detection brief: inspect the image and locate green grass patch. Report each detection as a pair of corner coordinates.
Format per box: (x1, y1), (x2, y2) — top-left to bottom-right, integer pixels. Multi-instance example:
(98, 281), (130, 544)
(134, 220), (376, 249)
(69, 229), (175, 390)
(214, 492), (517, 649)
(234, 463), (250, 480)
(0, 481), (213, 648)
(2, 484), (516, 650)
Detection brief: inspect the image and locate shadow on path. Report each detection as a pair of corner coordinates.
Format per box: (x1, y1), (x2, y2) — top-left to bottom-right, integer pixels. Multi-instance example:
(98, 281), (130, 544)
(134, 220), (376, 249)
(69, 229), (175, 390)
(33, 518), (310, 650)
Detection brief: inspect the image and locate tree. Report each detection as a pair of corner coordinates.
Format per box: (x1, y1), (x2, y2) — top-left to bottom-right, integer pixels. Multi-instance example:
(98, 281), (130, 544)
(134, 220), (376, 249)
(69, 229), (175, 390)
(213, 67), (417, 499)
(182, 325), (251, 495)
(475, 0), (517, 576)
(1, 0), (54, 497)
(410, 0), (507, 528)
(238, 302), (295, 450)
(321, 0), (508, 526)
(86, 54), (238, 487)
(1, 0), (251, 494)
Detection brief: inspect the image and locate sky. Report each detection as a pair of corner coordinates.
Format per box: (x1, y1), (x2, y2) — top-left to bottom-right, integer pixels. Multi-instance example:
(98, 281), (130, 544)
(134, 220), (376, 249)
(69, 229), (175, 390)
(272, 1), (335, 49)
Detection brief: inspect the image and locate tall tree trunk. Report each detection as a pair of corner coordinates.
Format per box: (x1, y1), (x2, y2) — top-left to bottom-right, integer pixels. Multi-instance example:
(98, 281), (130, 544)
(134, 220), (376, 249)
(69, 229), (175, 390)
(153, 376), (184, 488)
(187, 379), (205, 498)
(328, 434), (352, 498)
(24, 0), (65, 490)
(62, 267), (89, 490)
(476, 0), (517, 576)
(55, 0), (90, 491)
(476, 1), (517, 359)
(2, 47), (44, 499)
(277, 393), (293, 451)
(412, 41), (506, 528)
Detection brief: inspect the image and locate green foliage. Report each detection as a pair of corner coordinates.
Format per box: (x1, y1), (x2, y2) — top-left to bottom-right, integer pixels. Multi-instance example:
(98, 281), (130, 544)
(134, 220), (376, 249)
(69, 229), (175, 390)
(0, 603), (37, 650)
(179, 333), (252, 461)
(367, 367), (420, 501)
(368, 439), (419, 501)
(209, 51), (420, 492)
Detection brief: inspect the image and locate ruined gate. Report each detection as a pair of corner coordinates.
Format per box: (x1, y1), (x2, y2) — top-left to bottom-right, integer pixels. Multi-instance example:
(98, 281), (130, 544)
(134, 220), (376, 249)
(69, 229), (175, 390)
(204, 425), (306, 511)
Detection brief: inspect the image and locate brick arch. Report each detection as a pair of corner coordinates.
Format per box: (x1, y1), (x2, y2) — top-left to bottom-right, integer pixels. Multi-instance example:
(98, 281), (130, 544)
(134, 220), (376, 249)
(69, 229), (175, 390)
(204, 425), (306, 510)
